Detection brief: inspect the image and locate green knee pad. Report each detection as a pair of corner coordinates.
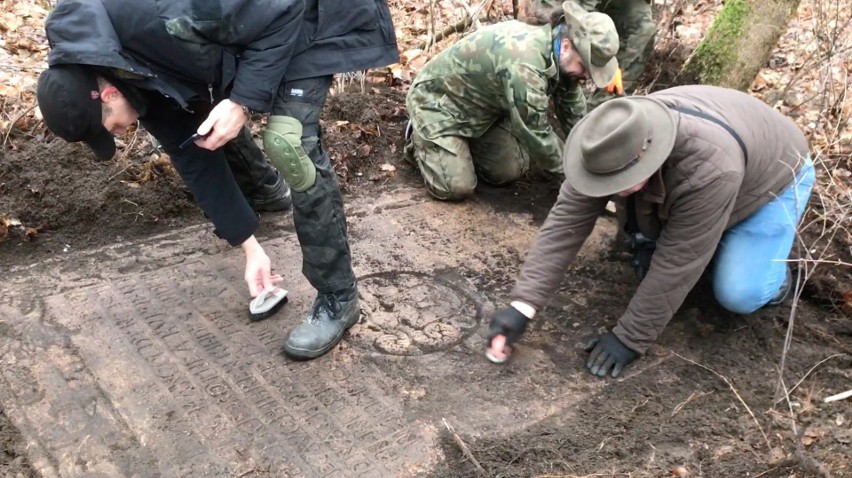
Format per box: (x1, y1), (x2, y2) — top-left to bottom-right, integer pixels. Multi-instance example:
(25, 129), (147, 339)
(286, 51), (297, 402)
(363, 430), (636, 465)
(262, 116), (316, 192)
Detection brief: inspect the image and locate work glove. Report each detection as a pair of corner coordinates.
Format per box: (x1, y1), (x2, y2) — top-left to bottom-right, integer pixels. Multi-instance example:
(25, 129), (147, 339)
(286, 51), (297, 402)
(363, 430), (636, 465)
(631, 240), (656, 281)
(487, 307), (529, 347)
(604, 67), (624, 95)
(585, 332), (638, 378)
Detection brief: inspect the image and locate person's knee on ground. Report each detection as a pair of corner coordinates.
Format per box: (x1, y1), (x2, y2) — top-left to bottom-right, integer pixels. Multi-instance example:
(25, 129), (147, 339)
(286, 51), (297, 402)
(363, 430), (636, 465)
(424, 175), (477, 201)
(262, 115), (317, 193)
(410, 132), (478, 201)
(713, 266), (790, 314)
(470, 123), (528, 187)
(477, 162), (524, 187)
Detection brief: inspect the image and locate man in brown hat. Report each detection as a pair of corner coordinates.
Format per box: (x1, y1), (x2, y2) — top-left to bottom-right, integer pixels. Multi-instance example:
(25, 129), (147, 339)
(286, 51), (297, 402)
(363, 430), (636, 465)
(486, 85), (815, 377)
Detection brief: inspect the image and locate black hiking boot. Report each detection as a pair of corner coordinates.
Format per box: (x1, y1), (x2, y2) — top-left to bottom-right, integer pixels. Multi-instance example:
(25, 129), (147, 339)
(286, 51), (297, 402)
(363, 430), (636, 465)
(247, 170), (292, 213)
(403, 119), (416, 166)
(767, 265), (793, 307)
(282, 285), (360, 360)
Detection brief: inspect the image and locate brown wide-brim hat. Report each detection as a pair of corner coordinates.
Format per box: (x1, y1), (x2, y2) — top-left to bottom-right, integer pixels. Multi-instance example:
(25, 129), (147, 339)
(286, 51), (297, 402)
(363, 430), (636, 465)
(564, 96), (678, 197)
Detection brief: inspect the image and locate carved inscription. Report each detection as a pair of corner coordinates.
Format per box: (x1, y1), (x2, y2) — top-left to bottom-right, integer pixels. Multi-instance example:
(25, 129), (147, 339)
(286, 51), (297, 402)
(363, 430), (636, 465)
(49, 263), (431, 476)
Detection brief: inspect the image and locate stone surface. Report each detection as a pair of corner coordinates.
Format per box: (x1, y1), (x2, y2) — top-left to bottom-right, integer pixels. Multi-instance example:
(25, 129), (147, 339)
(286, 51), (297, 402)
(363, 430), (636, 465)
(0, 187), (620, 477)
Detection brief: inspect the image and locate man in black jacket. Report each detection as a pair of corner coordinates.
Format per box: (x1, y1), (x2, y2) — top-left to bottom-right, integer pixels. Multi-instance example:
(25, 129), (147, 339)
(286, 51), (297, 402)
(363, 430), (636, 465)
(36, 0), (399, 360)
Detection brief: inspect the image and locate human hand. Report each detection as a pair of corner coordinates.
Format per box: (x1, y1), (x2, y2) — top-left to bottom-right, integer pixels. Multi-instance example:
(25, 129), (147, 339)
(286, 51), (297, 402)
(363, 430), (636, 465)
(486, 306), (529, 357)
(195, 99), (249, 151)
(241, 236), (283, 297)
(585, 332), (638, 378)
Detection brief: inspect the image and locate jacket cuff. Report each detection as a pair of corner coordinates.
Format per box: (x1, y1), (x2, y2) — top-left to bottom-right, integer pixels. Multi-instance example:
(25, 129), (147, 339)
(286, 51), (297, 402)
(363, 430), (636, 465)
(228, 91), (271, 115)
(215, 211), (259, 246)
(510, 301), (537, 319)
(612, 322), (647, 356)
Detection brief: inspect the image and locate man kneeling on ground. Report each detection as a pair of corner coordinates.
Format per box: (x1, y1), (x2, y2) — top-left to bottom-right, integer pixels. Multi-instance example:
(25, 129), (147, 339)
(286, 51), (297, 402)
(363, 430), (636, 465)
(487, 85), (815, 377)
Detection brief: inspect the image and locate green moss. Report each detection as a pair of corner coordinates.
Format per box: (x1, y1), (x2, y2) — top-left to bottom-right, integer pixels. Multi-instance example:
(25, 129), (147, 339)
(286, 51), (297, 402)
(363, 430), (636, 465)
(683, 0), (751, 87)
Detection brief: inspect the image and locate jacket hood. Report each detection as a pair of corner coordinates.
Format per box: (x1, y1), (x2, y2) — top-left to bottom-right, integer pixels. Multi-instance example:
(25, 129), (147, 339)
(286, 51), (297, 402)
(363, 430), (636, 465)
(46, 0), (154, 78)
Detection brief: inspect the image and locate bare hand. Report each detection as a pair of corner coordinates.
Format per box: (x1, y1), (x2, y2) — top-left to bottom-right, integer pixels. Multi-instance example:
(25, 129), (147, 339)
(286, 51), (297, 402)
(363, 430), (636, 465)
(195, 99), (248, 150)
(241, 236), (283, 297)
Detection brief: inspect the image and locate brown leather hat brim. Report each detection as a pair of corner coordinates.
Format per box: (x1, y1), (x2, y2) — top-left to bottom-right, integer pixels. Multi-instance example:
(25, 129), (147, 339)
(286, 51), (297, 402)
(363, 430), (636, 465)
(564, 97), (677, 198)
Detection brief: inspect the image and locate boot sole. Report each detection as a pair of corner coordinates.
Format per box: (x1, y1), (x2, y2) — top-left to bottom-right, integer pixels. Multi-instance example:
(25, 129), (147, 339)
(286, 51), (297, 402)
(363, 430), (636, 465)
(281, 309), (361, 360)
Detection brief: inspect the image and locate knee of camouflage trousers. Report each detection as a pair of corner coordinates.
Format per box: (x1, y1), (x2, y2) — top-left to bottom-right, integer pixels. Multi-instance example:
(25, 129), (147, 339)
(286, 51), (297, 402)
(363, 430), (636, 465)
(410, 133), (478, 201)
(607, 0), (655, 92)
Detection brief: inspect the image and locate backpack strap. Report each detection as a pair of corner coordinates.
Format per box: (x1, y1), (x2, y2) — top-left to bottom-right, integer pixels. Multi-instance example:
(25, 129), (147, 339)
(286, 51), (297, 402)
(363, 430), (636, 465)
(670, 106), (749, 167)
(625, 193), (639, 235)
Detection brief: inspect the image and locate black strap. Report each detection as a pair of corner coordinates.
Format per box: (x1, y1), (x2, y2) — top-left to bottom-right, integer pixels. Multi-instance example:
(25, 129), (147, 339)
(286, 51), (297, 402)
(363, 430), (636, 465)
(670, 106), (748, 166)
(625, 194), (639, 235)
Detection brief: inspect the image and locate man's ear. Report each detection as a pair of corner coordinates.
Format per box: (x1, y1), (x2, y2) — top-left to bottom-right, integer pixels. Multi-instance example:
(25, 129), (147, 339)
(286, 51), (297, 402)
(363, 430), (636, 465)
(100, 84), (123, 102)
(560, 37), (573, 60)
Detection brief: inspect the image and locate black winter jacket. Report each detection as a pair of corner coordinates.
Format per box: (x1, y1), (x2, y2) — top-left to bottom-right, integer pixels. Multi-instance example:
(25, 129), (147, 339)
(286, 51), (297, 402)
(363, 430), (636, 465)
(44, 0), (398, 245)
(46, 0), (398, 112)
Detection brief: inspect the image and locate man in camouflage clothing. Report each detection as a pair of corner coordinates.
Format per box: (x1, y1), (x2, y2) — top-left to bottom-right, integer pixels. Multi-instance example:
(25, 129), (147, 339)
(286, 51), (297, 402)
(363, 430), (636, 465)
(406, 1), (620, 201)
(534, 0), (655, 100)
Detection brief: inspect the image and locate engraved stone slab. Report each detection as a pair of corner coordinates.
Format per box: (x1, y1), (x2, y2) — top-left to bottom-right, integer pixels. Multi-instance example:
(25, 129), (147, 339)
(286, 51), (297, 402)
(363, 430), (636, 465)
(0, 187), (621, 477)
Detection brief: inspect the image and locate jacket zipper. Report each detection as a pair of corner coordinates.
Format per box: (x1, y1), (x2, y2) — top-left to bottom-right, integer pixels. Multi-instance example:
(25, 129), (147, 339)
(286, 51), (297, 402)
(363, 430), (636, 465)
(208, 84), (214, 103)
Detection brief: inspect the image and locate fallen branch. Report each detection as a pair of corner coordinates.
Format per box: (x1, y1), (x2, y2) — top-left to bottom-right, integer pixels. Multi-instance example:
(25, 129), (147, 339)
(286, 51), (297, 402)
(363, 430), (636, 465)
(442, 418), (485, 475)
(669, 350), (771, 450)
(418, 0), (494, 50)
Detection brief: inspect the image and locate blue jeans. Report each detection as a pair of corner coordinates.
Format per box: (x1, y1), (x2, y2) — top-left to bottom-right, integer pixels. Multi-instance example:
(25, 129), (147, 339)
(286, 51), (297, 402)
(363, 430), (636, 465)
(713, 158), (816, 313)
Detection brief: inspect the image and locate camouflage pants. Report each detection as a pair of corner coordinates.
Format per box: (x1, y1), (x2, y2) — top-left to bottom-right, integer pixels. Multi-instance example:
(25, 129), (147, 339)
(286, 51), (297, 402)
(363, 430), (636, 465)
(406, 118), (530, 201)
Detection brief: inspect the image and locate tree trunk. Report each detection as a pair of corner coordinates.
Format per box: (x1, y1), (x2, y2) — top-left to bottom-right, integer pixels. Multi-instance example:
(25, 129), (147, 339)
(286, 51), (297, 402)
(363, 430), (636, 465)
(680, 0), (799, 90)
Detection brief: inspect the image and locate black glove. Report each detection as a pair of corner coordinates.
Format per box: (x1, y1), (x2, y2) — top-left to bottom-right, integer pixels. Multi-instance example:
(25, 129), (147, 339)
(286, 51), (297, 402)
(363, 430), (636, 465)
(487, 307), (529, 347)
(628, 236), (656, 281)
(585, 332), (638, 378)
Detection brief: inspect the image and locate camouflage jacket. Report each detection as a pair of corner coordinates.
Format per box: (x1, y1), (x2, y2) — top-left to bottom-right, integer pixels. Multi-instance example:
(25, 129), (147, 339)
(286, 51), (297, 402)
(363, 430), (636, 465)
(408, 21), (587, 173)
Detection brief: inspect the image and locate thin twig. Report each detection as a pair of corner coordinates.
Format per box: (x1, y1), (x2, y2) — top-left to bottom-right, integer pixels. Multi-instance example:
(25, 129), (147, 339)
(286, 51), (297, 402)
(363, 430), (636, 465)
(752, 467), (783, 478)
(2, 104), (37, 147)
(596, 434), (621, 452)
(442, 418), (485, 474)
(774, 354), (848, 405)
(783, 258), (852, 268)
(672, 390), (712, 416)
(669, 350), (771, 449)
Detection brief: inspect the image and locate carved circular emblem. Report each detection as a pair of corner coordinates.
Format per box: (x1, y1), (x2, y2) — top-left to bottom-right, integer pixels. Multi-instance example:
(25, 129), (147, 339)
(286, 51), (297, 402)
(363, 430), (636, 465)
(349, 271), (482, 356)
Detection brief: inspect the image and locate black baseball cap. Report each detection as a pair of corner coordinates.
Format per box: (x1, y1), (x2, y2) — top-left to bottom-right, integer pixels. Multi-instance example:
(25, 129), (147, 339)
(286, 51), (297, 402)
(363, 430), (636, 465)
(37, 64), (116, 161)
